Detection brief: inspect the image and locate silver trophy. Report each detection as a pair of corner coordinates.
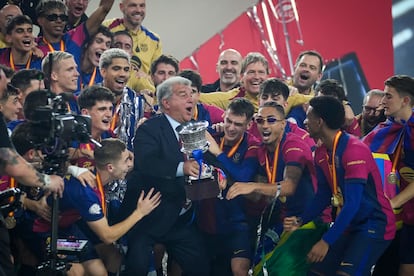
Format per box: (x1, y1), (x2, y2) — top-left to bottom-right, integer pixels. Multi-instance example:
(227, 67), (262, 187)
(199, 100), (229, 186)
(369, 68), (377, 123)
(176, 120), (209, 155)
(176, 121), (223, 200)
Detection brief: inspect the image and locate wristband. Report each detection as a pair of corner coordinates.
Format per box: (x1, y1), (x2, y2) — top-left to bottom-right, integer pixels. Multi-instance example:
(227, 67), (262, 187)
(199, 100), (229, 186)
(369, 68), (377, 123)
(274, 182), (281, 200)
(42, 174), (51, 190)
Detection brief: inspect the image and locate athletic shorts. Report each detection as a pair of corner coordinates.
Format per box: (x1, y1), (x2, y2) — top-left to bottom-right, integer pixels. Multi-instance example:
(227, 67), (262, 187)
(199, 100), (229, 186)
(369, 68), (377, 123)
(310, 231), (391, 275)
(203, 230), (251, 260)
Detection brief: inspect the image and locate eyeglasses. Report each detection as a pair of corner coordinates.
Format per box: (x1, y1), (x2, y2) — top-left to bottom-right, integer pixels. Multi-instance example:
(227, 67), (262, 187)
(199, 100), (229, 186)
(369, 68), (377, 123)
(363, 105), (381, 114)
(45, 14), (69, 22)
(254, 116), (283, 125)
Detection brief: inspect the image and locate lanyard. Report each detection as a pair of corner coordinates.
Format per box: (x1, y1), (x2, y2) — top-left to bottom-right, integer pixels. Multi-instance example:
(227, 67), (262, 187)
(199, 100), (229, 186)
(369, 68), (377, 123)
(192, 105), (198, 121)
(96, 173), (106, 215)
(110, 101), (121, 131)
(42, 38), (65, 52)
(265, 142), (281, 183)
(219, 135), (244, 158)
(81, 67), (97, 89)
(8, 177), (16, 217)
(9, 52), (32, 70)
(391, 136), (403, 174)
(327, 131), (342, 195)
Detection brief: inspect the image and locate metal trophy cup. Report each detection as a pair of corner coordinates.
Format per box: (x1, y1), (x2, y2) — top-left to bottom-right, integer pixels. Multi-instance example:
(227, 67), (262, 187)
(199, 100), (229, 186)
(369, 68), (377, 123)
(176, 121), (220, 200)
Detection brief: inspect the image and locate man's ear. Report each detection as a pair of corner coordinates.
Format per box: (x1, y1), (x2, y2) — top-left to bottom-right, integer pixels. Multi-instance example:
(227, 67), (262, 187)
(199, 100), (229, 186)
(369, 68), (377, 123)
(162, 98), (170, 110)
(5, 34), (12, 44)
(81, 108), (89, 116)
(246, 120), (253, 130)
(106, 163), (114, 173)
(403, 95), (412, 106)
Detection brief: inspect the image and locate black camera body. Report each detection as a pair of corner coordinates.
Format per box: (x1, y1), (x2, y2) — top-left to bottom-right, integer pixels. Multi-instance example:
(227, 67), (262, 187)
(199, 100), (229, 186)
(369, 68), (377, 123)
(29, 93), (91, 175)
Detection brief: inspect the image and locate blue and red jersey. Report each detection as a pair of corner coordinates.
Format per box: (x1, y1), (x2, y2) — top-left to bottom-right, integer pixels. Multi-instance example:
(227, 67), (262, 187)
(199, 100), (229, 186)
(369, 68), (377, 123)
(256, 131), (316, 219)
(36, 23), (88, 68)
(312, 132), (396, 243)
(197, 132), (259, 234)
(0, 48), (42, 71)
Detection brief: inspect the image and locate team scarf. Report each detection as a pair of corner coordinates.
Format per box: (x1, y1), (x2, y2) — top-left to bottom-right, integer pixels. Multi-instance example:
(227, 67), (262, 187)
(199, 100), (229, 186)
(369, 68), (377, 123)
(362, 110), (414, 154)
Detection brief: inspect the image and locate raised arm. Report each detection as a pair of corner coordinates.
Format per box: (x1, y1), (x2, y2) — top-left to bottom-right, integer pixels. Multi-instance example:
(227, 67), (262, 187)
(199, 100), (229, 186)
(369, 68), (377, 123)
(85, 0), (115, 37)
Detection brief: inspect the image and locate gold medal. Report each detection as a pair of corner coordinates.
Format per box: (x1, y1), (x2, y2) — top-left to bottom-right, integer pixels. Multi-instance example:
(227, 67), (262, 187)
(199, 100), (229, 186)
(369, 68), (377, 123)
(387, 172), (398, 184)
(4, 216), (16, 229)
(331, 194), (343, 207)
(331, 195), (339, 207)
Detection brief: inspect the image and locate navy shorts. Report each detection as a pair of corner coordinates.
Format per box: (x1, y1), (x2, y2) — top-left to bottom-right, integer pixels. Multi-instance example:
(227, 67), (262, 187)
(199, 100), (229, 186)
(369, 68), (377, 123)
(399, 223), (414, 264)
(203, 230), (251, 260)
(310, 231), (391, 275)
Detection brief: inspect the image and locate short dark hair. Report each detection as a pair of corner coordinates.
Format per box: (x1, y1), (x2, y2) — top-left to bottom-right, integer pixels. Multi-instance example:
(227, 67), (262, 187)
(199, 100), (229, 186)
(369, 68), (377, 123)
(295, 50), (324, 73)
(36, 0), (67, 17)
(94, 138), (127, 170)
(384, 75), (414, 105)
(150, 54), (179, 75)
(309, 95), (345, 129)
(5, 14), (32, 35)
(11, 69), (44, 92)
(83, 25), (113, 50)
(23, 89), (53, 120)
(260, 101), (286, 119)
(227, 97), (255, 121)
(316, 79), (347, 101)
(178, 69), (202, 92)
(78, 85), (115, 110)
(0, 83), (19, 102)
(259, 78), (289, 101)
(0, 64), (14, 79)
(113, 30), (132, 42)
(11, 121), (34, 156)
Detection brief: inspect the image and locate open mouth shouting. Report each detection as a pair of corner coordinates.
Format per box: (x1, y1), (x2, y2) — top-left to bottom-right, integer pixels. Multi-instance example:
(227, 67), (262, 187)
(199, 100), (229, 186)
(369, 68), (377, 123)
(22, 38), (32, 48)
(260, 130), (272, 143)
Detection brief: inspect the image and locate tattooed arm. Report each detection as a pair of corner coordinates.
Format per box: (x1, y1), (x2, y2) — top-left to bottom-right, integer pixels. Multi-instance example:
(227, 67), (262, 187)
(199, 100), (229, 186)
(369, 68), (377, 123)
(0, 148), (64, 197)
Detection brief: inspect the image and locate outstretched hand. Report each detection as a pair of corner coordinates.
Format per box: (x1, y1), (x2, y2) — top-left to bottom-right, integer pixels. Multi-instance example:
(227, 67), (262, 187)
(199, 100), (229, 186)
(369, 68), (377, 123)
(226, 182), (255, 200)
(136, 188), (161, 217)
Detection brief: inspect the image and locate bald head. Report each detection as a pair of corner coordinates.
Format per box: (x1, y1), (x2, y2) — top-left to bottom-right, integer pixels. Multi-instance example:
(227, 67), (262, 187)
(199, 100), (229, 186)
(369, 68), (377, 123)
(0, 4), (22, 34)
(216, 48), (242, 91)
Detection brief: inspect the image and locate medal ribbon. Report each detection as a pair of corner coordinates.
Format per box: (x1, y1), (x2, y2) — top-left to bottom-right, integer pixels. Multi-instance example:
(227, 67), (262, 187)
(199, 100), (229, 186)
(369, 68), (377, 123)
(327, 131), (342, 196)
(110, 101), (121, 131)
(96, 173), (106, 215)
(391, 136), (403, 176)
(9, 52), (32, 70)
(80, 67), (97, 89)
(219, 135), (243, 158)
(192, 105), (198, 121)
(42, 38), (65, 52)
(8, 177), (16, 218)
(265, 141), (281, 183)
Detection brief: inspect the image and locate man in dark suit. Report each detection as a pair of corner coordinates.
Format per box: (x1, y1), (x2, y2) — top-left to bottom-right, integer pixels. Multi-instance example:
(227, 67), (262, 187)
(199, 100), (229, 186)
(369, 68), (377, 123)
(121, 76), (210, 275)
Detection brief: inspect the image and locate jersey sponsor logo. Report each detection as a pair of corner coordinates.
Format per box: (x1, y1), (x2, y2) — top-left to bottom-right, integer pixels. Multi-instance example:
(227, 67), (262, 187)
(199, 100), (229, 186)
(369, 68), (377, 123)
(286, 147), (303, 153)
(140, 43), (148, 52)
(89, 203), (102, 215)
(346, 160), (366, 166)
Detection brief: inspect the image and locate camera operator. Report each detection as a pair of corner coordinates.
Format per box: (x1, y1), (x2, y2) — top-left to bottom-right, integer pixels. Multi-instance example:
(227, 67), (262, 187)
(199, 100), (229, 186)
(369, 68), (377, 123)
(0, 68), (64, 275)
(33, 138), (161, 275)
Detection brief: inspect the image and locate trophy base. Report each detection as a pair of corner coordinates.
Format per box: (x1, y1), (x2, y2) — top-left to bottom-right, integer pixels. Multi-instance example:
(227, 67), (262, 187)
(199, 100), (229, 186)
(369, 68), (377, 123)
(185, 166), (220, 201)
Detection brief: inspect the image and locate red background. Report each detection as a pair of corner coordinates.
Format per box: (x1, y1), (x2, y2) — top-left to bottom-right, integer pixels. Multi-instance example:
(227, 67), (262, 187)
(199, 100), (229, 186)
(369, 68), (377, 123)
(180, 0), (393, 90)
